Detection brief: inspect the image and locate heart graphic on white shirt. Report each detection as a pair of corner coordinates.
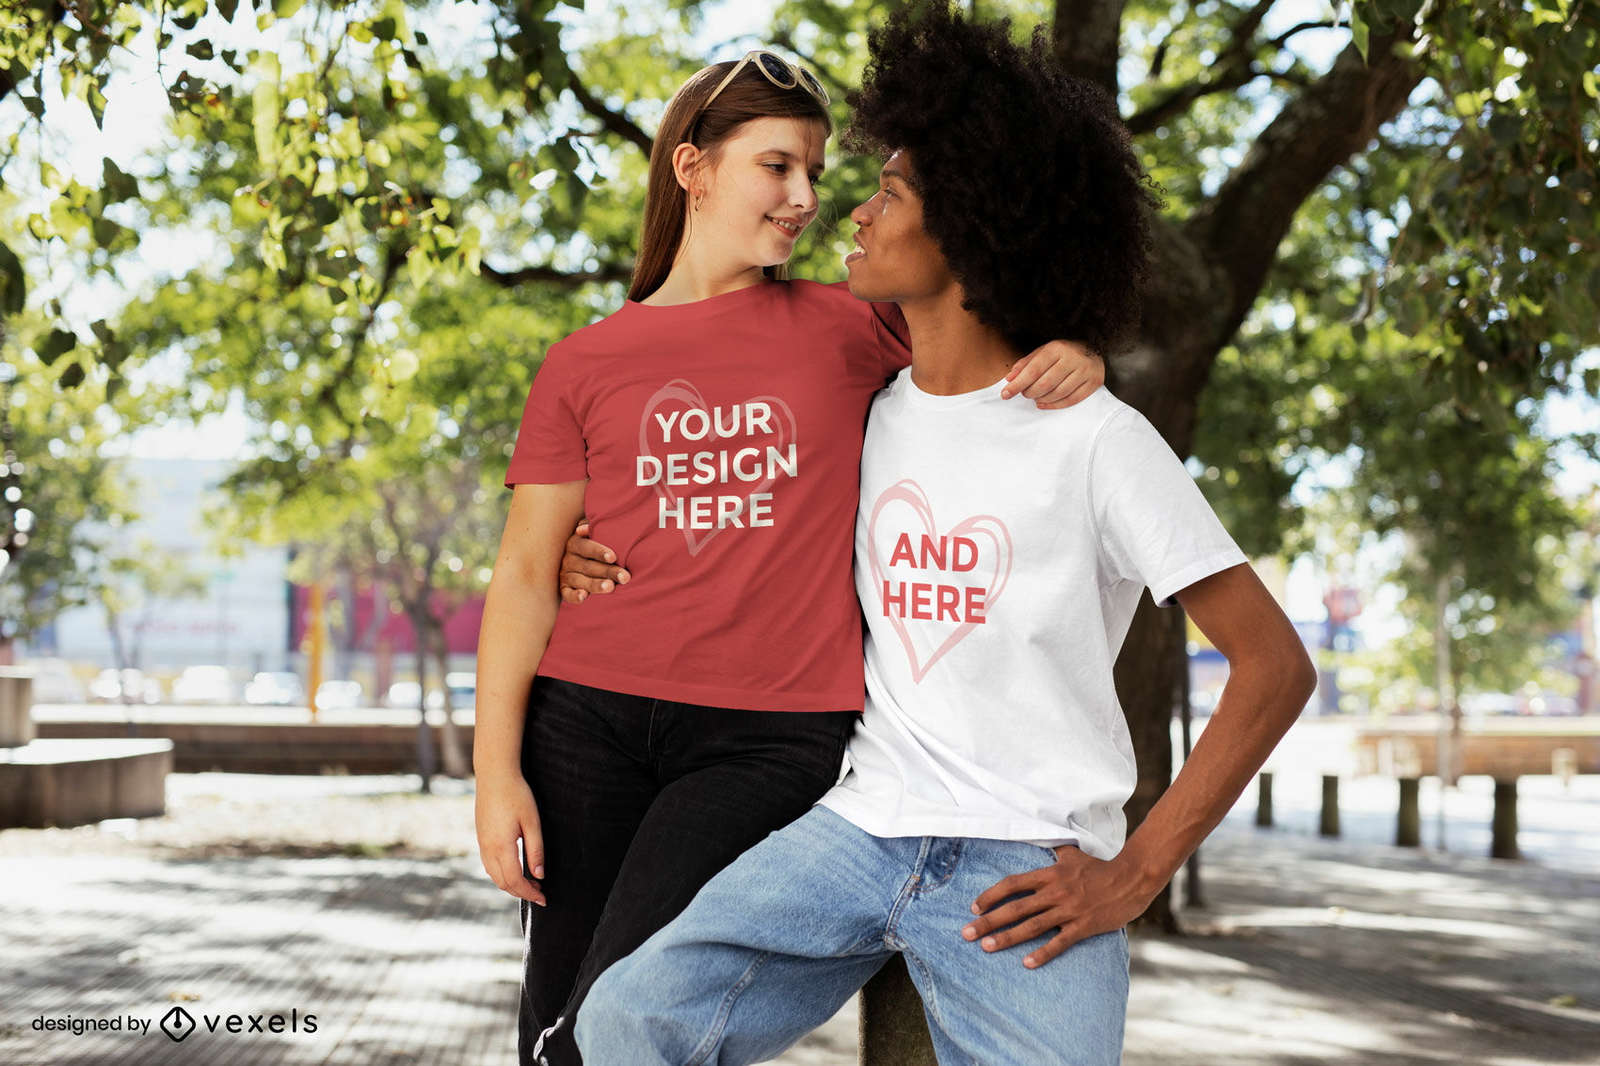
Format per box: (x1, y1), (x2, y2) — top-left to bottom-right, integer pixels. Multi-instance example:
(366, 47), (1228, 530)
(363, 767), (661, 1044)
(638, 379), (798, 556)
(866, 478), (1012, 683)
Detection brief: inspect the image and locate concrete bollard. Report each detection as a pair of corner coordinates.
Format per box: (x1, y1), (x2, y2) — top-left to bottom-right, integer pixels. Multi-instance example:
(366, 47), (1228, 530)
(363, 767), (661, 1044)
(1552, 748), (1577, 787)
(1490, 778), (1520, 860)
(0, 670), (36, 748)
(1395, 777), (1421, 847)
(859, 955), (936, 1065)
(1319, 775), (1340, 838)
(1255, 771), (1274, 828)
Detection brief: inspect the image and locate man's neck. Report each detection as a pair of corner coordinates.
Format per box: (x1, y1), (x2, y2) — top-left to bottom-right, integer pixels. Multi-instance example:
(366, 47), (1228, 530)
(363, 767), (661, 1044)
(898, 287), (1022, 395)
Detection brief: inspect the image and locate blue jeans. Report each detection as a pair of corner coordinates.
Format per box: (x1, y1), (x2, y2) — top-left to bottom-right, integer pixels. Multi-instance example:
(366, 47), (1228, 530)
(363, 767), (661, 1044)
(577, 805), (1129, 1065)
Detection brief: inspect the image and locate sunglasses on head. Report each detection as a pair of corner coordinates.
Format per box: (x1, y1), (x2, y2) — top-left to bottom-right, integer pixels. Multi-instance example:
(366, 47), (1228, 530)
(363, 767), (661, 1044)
(700, 50), (831, 113)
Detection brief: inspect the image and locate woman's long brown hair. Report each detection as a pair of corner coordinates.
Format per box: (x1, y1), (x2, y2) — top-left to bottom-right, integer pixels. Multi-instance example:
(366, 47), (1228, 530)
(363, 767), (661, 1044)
(628, 60), (834, 302)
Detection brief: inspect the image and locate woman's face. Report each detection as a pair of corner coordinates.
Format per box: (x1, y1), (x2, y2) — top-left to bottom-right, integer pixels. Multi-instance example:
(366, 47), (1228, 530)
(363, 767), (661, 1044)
(689, 116), (827, 269)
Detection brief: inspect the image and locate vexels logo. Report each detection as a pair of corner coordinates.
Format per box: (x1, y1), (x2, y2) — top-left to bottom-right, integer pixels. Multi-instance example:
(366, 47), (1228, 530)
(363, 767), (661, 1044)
(160, 1006), (196, 1043)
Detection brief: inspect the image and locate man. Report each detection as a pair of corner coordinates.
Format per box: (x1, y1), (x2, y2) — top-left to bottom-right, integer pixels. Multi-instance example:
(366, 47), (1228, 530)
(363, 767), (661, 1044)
(573, 6), (1317, 1063)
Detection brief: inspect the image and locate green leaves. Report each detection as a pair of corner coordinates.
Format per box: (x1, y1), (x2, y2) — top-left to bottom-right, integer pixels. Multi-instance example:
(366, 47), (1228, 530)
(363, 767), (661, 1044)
(0, 242), (24, 317)
(3, 0), (1592, 681)
(1349, 5), (1371, 64)
(100, 158), (140, 204)
(37, 328), (77, 366)
(251, 51), (281, 165)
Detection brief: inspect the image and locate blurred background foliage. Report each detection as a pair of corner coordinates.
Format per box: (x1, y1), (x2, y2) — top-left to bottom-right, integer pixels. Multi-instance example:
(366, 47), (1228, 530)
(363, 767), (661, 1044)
(0, 0), (1596, 706)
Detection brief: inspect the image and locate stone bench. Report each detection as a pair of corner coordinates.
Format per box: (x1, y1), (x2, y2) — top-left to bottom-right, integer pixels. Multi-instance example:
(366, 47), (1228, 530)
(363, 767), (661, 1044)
(0, 738), (174, 829)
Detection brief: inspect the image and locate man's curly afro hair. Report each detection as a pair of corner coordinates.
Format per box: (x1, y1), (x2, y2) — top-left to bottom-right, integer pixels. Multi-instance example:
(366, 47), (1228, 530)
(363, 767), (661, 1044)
(844, 3), (1160, 358)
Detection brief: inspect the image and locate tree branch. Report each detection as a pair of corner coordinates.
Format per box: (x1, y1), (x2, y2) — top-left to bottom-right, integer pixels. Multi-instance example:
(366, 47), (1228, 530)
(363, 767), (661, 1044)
(566, 71), (653, 156)
(478, 261), (634, 289)
(1126, 0), (1281, 133)
(1183, 22), (1424, 347)
(1270, 20), (1340, 48)
(1126, 64), (1262, 137)
(1052, 0), (1127, 97)
(314, 239), (408, 428)
(1220, 0), (1280, 65)
(768, 29), (851, 98)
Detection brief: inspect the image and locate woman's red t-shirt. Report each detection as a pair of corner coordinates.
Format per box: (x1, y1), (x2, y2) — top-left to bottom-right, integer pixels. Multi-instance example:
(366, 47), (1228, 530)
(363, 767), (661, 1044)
(505, 279), (911, 711)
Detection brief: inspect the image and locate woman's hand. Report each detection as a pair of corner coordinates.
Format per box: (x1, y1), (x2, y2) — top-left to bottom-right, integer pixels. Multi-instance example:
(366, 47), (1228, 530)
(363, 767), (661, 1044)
(475, 771), (548, 906)
(1002, 339), (1104, 408)
(559, 520), (629, 603)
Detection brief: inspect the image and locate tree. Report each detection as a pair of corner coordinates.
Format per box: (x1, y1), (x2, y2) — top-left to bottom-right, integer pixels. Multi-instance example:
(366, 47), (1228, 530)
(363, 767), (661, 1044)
(91, 539), (208, 679)
(0, 311), (138, 658)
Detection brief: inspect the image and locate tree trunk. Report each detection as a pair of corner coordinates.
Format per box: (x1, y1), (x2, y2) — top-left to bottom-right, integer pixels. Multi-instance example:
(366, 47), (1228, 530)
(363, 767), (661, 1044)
(411, 628), (436, 793)
(1177, 636), (1201, 909)
(429, 617), (468, 778)
(858, 957), (936, 1066)
(1112, 592), (1187, 932)
(103, 608), (141, 736)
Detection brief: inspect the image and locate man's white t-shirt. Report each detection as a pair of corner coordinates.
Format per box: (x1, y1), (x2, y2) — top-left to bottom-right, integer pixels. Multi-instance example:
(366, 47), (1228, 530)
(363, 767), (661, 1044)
(819, 371), (1248, 860)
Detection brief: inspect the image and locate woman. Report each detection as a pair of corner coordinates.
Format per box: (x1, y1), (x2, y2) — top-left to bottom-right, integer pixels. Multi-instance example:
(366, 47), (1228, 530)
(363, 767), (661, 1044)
(474, 50), (1102, 1066)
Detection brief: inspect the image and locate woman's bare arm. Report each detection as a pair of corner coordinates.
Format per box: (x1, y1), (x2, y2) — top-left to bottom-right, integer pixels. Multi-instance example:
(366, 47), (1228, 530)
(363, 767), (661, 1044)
(475, 480), (588, 903)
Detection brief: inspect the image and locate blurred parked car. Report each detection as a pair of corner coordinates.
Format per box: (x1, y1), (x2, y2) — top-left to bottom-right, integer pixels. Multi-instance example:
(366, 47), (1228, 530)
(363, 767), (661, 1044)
(172, 665), (236, 705)
(1522, 693), (1579, 716)
(388, 674), (476, 711)
(1460, 693), (1519, 716)
(426, 672), (477, 711)
(314, 679), (364, 709)
(26, 658), (86, 704)
(88, 668), (163, 704)
(244, 671), (305, 706)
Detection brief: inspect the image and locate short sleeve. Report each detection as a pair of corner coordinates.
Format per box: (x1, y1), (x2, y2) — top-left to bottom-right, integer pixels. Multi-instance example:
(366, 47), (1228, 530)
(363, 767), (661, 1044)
(869, 301), (913, 376)
(1088, 407), (1248, 607)
(504, 345), (589, 486)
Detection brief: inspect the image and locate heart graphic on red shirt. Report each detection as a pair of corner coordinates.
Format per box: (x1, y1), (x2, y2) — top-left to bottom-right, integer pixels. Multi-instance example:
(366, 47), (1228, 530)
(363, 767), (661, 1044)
(866, 478), (1012, 683)
(639, 379), (798, 556)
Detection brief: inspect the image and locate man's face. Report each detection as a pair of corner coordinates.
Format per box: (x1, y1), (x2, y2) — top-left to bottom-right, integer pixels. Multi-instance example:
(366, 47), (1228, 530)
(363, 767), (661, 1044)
(844, 150), (954, 304)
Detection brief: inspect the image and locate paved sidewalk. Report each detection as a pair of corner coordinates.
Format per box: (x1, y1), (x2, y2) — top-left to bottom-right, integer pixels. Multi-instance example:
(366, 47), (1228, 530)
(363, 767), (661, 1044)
(0, 773), (1596, 1064)
(1125, 825), (1600, 1065)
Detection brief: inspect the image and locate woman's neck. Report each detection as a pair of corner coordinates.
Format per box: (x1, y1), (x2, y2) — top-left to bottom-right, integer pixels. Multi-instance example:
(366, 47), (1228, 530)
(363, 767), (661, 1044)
(641, 239), (770, 306)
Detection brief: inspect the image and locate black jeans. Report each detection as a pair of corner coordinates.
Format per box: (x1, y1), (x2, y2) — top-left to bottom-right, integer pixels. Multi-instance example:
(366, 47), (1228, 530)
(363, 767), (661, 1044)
(516, 676), (856, 1066)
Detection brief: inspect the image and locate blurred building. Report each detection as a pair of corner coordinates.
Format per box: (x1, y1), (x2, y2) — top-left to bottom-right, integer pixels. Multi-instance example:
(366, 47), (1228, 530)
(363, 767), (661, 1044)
(26, 458), (291, 676)
(25, 458), (488, 701)
(287, 579), (483, 704)
(1186, 557), (1338, 717)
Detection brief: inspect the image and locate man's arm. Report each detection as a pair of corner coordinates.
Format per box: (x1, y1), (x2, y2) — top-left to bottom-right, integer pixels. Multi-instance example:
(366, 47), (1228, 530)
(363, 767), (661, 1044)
(558, 521), (629, 603)
(963, 562), (1316, 968)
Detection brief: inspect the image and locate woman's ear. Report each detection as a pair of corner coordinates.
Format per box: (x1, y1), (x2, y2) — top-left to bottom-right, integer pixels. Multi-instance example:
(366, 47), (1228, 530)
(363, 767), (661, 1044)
(672, 142), (702, 194)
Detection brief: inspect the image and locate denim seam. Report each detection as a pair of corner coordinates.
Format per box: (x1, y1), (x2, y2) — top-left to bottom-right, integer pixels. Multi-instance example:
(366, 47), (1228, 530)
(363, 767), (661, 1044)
(900, 947), (978, 1066)
(884, 837), (933, 942)
(685, 948), (777, 1066)
(645, 697), (661, 762)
